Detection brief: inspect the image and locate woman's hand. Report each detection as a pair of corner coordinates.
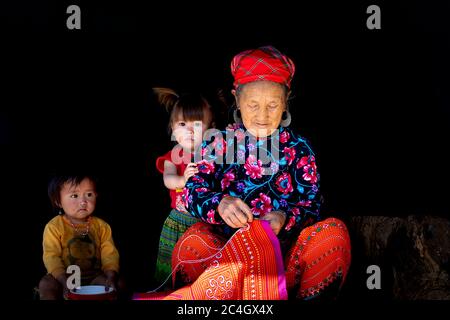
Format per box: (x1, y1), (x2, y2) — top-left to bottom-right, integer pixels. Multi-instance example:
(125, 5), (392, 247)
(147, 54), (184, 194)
(218, 196), (253, 228)
(260, 211), (287, 235)
(183, 163), (199, 184)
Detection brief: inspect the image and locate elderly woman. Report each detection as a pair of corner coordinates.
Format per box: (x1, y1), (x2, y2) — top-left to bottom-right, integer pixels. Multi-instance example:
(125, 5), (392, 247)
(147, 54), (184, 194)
(143, 46), (351, 300)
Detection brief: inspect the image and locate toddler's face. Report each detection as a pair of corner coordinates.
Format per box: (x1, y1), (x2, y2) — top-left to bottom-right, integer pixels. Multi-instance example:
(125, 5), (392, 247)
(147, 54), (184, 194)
(60, 178), (97, 223)
(172, 119), (207, 152)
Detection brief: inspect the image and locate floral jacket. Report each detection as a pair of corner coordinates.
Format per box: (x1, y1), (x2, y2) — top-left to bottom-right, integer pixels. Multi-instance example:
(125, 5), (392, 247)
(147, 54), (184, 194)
(184, 124), (323, 251)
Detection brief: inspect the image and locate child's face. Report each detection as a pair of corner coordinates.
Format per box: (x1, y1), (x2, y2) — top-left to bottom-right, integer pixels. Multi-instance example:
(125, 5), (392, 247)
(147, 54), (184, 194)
(59, 178), (97, 223)
(172, 117), (208, 152)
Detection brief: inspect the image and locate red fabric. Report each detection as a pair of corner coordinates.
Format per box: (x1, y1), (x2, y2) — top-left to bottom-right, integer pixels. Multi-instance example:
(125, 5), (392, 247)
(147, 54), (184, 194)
(155, 148), (191, 209)
(231, 46), (296, 89)
(134, 217), (351, 300)
(285, 217), (352, 298)
(134, 220), (287, 300)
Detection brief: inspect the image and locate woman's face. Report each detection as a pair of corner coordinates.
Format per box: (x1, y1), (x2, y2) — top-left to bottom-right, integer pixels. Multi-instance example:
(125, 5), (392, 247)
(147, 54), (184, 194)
(234, 81), (288, 137)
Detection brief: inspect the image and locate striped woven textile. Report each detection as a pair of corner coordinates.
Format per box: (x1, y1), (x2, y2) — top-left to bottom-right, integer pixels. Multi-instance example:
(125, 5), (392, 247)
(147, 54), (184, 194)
(154, 209), (200, 284)
(135, 219), (287, 300)
(134, 217), (351, 300)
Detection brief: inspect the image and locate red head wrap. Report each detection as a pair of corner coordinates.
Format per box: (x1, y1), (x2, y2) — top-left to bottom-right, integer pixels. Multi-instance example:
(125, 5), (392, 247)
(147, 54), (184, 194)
(231, 46), (295, 89)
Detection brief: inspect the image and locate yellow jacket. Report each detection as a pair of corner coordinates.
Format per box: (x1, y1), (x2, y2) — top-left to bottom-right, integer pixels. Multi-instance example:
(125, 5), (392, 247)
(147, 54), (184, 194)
(42, 215), (120, 281)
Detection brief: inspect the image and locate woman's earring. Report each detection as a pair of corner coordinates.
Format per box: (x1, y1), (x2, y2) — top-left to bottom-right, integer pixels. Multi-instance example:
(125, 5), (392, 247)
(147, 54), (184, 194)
(58, 209), (63, 215)
(280, 110), (291, 127)
(233, 108), (242, 124)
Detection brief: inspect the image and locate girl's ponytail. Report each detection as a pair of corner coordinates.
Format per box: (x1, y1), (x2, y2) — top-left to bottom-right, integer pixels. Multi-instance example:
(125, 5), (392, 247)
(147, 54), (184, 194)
(153, 87), (179, 113)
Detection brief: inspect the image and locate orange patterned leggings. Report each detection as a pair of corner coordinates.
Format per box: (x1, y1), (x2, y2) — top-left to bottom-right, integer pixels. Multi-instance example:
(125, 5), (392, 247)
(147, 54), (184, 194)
(285, 217), (352, 299)
(167, 217), (351, 300)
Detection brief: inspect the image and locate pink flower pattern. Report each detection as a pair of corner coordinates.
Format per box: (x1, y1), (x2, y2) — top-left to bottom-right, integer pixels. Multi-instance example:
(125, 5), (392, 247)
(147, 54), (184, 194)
(285, 216), (296, 231)
(283, 147), (296, 165)
(183, 127), (321, 250)
(207, 209), (220, 224)
(296, 156), (318, 184)
(221, 171), (235, 191)
(197, 160), (215, 174)
(244, 155), (263, 179)
(280, 131), (290, 144)
(250, 193), (273, 217)
(275, 172), (294, 195)
(291, 207), (300, 216)
(182, 188), (191, 207)
(297, 200), (312, 207)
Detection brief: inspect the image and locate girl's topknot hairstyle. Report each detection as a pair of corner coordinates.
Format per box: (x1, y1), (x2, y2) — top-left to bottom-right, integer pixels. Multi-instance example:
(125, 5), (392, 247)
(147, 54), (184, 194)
(153, 87), (214, 133)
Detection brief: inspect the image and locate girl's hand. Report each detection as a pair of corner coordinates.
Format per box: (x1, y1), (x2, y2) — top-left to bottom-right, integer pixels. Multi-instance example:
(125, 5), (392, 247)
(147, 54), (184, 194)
(183, 163), (199, 185)
(218, 196), (253, 228)
(260, 211), (286, 235)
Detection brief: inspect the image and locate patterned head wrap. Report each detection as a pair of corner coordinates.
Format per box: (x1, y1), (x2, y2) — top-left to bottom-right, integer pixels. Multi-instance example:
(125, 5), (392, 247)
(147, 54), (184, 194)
(231, 46), (296, 89)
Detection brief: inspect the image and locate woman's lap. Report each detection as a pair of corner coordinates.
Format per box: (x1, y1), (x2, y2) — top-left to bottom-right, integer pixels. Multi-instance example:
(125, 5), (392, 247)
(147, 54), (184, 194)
(171, 217), (351, 300)
(171, 222), (228, 285)
(169, 219), (286, 299)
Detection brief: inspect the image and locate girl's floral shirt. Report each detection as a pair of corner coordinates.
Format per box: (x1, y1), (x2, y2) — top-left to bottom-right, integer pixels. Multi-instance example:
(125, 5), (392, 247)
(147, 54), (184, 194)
(184, 124), (323, 250)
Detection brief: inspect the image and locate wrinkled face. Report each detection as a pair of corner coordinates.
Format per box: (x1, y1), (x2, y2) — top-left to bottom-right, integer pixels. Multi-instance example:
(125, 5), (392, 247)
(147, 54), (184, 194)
(59, 178), (97, 223)
(171, 115), (208, 152)
(234, 81), (288, 137)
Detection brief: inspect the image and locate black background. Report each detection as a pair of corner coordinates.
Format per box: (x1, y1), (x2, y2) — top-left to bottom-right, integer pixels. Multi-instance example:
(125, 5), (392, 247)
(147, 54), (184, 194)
(1, 0), (449, 302)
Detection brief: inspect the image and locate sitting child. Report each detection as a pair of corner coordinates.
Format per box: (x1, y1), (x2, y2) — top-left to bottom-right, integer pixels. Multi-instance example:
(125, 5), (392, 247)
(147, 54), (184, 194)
(38, 174), (121, 299)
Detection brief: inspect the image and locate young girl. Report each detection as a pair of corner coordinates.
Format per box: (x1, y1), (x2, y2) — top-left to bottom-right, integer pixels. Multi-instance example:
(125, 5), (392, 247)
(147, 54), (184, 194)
(153, 87), (214, 286)
(38, 175), (121, 300)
